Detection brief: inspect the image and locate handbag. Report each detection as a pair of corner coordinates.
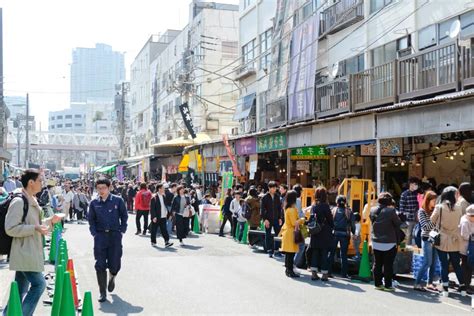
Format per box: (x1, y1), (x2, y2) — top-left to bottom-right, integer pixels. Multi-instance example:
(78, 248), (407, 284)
(428, 206), (442, 246)
(300, 224), (309, 239)
(294, 225), (304, 244)
(308, 212), (323, 236)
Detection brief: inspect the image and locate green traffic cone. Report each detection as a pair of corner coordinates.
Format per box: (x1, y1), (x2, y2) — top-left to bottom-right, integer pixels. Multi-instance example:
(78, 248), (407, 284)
(240, 222), (249, 244)
(234, 221), (241, 240)
(192, 214), (200, 234)
(81, 291), (94, 316)
(62, 240), (69, 263)
(51, 264), (65, 316)
(59, 272), (76, 316)
(357, 239), (372, 280)
(6, 281), (22, 316)
(49, 229), (58, 263)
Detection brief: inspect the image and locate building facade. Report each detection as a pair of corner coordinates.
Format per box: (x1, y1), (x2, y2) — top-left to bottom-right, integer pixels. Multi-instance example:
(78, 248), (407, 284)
(70, 43), (125, 103)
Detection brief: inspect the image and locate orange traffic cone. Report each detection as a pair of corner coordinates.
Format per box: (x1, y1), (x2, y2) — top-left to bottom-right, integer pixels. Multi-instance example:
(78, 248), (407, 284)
(66, 259), (79, 308)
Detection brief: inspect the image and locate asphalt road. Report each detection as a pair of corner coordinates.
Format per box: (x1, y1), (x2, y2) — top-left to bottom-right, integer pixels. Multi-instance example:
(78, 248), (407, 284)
(1, 215), (473, 315)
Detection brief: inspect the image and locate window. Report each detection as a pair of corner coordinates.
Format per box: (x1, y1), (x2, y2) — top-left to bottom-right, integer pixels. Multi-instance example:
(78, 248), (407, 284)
(340, 54), (364, 76)
(51, 116), (55, 121)
(56, 115), (63, 120)
(74, 123), (82, 127)
(397, 35), (412, 57)
(65, 123), (72, 128)
(242, 39), (256, 67)
(461, 10), (474, 38)
(260, 29), (272, 70)
(65, 115), (72, 119)
(418, 24), (437, 50)
(371, 40), (397, 66)
(302, 1), (314, 20)
(438, 18), (457, 45)
(56, 124), (63, 128)
(243, 0), (253, 9)
(74, 114), (82, 119)
(370, 0), (393, 14)
(100, 126), (107, 130)
(50, 125), (55, 129)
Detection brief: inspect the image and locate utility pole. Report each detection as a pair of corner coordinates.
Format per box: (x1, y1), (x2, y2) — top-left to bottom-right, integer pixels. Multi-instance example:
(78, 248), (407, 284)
(120, 82), (126, 159)
(181, 29), (194, 139)
(25, 93), (29, 168)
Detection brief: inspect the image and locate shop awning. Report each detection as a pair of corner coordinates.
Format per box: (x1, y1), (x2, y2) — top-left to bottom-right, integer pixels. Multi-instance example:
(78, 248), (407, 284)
(151, 133), (212, 148)
(95, 164), (117, 173)
(126, 161), (141, 169)
(326, 140), (375, 149)
(178, 154), (189, 173)
(233, 93), (256, 121)
(124, 154), (153, 163)
(188, 150), (202, 172)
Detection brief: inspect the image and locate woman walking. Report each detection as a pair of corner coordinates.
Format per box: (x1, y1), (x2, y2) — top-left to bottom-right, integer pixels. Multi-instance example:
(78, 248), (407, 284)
(414, 191), (439, 292)
(171, 185), (191, 246)
(460, 205), (474, 294)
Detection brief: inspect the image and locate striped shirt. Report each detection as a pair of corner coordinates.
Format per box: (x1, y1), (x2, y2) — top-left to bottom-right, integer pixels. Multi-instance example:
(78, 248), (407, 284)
(418, 208), (435, 238)
(399, 190), (419, 222)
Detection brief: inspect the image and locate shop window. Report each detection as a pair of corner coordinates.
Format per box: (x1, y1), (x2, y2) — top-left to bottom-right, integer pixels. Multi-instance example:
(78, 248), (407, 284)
(418, 24), (437, 50)
(461, 10), (474, 38)
(370, 0), (393, 14)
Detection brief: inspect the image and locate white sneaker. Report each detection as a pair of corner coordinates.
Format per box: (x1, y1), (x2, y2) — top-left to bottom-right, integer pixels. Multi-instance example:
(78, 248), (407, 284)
(179, 241), (184, 246)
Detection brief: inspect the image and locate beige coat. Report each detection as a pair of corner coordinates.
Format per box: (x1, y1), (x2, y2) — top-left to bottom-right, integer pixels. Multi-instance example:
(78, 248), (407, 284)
(5, 189), (52, 272)
(280, 207), (305, 253)
(430, 202), (462, 253)
(454, 197), (470, 215)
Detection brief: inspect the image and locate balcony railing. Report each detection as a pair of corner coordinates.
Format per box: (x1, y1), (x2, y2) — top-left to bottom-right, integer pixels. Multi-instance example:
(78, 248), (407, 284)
(320, 0), (364, 37)
(398, 42), (459, 101)
(352, 61), (397, 111)
(240, 116), (256, 134)
(461, 44), (474, 88)
(316, 76), (351, 118)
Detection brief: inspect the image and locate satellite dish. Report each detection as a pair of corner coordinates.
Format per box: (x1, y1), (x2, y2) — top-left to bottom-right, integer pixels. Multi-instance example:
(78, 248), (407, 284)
(448, 20), (461, 39)
(329, 62), (339, 79)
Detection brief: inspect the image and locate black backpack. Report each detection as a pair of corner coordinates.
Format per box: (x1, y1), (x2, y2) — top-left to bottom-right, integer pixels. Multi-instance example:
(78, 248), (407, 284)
(0, 193), (29, 255)
(242, 201), (252, 220)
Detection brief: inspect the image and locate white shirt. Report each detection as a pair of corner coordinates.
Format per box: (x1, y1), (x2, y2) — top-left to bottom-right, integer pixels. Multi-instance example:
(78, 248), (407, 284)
(158, 194), (167, 219)
(63, 190), (74, 204)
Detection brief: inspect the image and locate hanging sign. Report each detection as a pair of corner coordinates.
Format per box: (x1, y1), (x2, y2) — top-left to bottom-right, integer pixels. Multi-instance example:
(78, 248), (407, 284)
(256, 132), (287, 153)
(291, 146), (329, 160)
(179, 102), (197, 139)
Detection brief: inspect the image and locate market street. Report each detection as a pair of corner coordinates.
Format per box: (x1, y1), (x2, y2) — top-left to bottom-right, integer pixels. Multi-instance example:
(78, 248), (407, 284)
(1, 215), (471, 316)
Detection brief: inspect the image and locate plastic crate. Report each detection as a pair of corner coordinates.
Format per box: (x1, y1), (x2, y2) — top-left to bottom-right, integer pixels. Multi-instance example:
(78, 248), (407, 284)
(412, 253), (441, 282)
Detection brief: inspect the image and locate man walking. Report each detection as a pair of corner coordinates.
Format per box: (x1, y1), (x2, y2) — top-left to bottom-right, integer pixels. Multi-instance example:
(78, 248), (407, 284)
(260, 181), (283, 258)
(134, 183), (152, 235)
(150, 183), (173, 248)
(88, 178), (128, 303)
(4, 169), (62, 316)
(399, 177), (420, 245)
(63, 183), (75, 222)
(126, 183), (137, 213)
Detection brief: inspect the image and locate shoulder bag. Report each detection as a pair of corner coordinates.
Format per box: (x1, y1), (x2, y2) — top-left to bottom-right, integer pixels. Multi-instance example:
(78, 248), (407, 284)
(428, 206), (442, 246)
(294, 224), (304, 244)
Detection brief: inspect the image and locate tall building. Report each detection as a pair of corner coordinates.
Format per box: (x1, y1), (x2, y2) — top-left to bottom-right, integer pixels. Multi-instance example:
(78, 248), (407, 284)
(0, 8), (12, 168)
(70, 43), (125, 103)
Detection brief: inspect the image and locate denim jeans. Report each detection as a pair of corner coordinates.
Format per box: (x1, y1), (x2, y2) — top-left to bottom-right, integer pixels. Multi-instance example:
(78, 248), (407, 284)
(437, 250), (464, 286)
(415, 239), (438, 285)
(294, 242), (305, 267)
(3, 271), (46, 316)
(264, 221), (281, 254)
(329, 235), (350, 276)
(237, 221), (245, 242)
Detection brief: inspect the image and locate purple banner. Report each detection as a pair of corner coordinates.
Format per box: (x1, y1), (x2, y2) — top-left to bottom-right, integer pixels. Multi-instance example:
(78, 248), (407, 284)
(288, 14), (319, 122)
(116, 165), (124, 181)
(236, 138), (257, 156)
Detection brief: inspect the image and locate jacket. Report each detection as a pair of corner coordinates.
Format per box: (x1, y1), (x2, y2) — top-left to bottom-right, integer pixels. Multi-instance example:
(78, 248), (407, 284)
(150, 194), (168, 220)
(222, 196), (232, 215)
(309, 203), (334, 249)
(245, 196), (261, 228)
(431, 202), (462, 252)
(230, 198), (241, 218)
(459, 215), (474, 255)
(280, 207), (305, 253)
(171, 195), (190, 215)
(5, 189), (53, 272)
(135, 189), (152, 211)
(260, 193), (282, 223)
(370, 206), (402, 244)
(455, 197), (470, 216)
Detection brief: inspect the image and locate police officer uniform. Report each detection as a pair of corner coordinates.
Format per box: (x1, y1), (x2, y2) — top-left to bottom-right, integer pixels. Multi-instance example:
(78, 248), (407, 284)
(88, 193), (128, 302)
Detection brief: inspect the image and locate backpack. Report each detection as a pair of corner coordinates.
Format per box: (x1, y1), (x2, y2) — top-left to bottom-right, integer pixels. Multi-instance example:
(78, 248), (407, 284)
(38, 189), (49, 207)
(333, 207), (351, 237)
(0, 193), (29, 255)
(242, 201), (251, 220)
(141, 191), (152, 208)
(467, 236), (474, 267)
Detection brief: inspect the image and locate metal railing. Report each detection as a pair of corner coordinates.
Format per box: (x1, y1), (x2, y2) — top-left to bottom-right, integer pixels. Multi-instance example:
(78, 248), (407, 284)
(398, 42), (459, 101)
(461, 45), (474, 88)
(316, 76), (351, 118)
(352, 61), (397, 110)
(240, 116), (256, 134)
(320, 0), (364, 36)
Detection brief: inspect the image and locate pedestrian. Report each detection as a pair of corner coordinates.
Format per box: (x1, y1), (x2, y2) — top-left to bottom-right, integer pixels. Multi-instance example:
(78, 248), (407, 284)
(63, 183), (75, 222)
(171, 185), (191, 246)
(3, 176), (16, 193)
(236, 199), (247, 242)
(218, 189), (233, 237)
(309, 187), (334, 281)
(260, 181), (283, 258)
(352, 212), (362, 260)
(280, 190), (305, 278)
(165, 183), (177, 234)
(150, 183), (173, 248)
(73, 187), (89, 222)
(230, 191), (242, 239)
(88, 177), (128, 303)
(370, 192), (403, 292)
(134, 183), (152, 235)
(431, 186), (466, 295)
(245, 188), (261, 230)
(4, 169), (62, 316)
(460, 204), (474, 294)
(455, 182), (472, 215)
(399, 177), (420, 245)
(328, 195), (355, 279)
(292, 184), (306, 268)
(126, 184), (137, 213)
(414, 191), (439, 292)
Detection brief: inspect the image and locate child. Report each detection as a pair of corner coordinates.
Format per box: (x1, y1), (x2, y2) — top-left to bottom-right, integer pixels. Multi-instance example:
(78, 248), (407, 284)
(236, 199), (248, 242)
(353, 212), (362, 260)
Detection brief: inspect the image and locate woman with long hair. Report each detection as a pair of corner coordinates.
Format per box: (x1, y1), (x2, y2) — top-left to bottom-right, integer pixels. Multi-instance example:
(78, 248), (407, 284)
(171, 185), (191, 246)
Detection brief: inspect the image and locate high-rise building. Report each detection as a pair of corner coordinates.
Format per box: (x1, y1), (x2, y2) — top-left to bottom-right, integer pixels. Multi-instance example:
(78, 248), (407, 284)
(70, 43), (125, 103)
(0, 8), (12, 167)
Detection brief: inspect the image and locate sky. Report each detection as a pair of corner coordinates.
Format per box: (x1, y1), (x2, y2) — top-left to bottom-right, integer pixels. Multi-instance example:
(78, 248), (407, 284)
(0, 0), (238, 130)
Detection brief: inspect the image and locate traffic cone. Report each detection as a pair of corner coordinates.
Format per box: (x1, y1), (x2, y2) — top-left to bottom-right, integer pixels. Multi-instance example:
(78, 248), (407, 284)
(192, 213), (200, 234)
(59, 272), (76, 316)
(355, 239), (372, 282)
(240, 222), (249, 244)
(49, 228), (60, 263)
(62, 240), (69, 263)
(54, 233), (62, 263)
(234, 221), (241, 240)
(66, 259), (79, 308)
(81, 292), (94, 316)
(6, 281), (22, 316)
(51, 264), (65, 316)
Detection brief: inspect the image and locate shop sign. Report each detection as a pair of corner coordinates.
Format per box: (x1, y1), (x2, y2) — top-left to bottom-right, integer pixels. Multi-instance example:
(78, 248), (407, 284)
(296, 161), (310, 172)
(257, 132), (287, 153)
(167, 165), (178, 174)
(222, 172), (233, 190)
(236, 138), (257, 155)
(360, 139), (403, 157)
(291, 146), (329, 160)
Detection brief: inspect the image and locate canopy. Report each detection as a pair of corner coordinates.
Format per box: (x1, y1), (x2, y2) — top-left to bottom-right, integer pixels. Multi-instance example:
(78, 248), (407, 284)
(151, 133), (212, 148)
(178, 154), (189, 173)
(95, 164), (117, 174)
(126, 161), (142, 169)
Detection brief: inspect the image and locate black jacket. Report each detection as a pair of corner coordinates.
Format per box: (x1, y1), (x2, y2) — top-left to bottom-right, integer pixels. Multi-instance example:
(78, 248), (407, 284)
(370, 206), (402, 244)
(150, 194), (169, 220)
(170, 195), (191, 215)
(222, 196), (232, 215)
(260, 193), (283, 223)
(309, 202), (334, 249)
(164, 189), (175, 207)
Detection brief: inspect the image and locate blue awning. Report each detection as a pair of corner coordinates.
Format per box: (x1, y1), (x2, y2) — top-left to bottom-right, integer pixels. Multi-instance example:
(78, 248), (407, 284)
(326, 140), (375, 149)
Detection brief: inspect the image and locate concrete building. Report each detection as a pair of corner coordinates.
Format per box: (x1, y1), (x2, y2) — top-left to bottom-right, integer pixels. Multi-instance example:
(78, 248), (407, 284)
(0, 8), (11, 168)
(70, 43), (125, 103)
(49, 108), (86, 133)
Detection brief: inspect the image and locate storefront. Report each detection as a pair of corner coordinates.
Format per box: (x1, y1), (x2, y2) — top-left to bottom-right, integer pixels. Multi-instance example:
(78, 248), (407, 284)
(256, 131), (288, 185)
(235, 137), (257, 182)
(290, 145), (330, 188)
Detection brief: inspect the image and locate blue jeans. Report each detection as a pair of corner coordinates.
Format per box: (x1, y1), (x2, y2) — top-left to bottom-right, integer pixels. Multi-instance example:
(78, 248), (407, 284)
(237, 221), (245, 241)
(437, 250), (464, 286)
(329, 235), (350, 276)
(264, 221), (281, 254)
(415, 239), (438, 285)
(3, 271), (46, 316)
(294, 243), (305, 267)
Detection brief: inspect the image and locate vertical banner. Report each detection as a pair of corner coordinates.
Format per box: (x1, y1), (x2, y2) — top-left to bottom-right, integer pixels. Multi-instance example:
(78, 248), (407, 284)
(116, 165), (124, 181)
(179, 102), (197, 139)
(222, 134), (241, 177)
(138, 162), (143, 182)
(220, 171), (234, 219)
(162, 165), (167, 182)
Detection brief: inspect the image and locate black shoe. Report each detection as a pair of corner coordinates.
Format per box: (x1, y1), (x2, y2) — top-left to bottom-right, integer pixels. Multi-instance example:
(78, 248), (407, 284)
(165, 242), (174, 248)
(151, 242), (157, 246)
(108, 274), (116, 293)
(218, 234), (224, 237)
(96, 271), (107, 303)
(135, 231), (141, 235)
(311, 272), (320, 281)
(268, 252), (274, 258)
(142, 232), (147, 236)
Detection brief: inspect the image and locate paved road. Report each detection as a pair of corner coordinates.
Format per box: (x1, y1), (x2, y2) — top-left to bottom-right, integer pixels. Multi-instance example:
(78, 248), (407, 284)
(1, 215), (473, 315)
